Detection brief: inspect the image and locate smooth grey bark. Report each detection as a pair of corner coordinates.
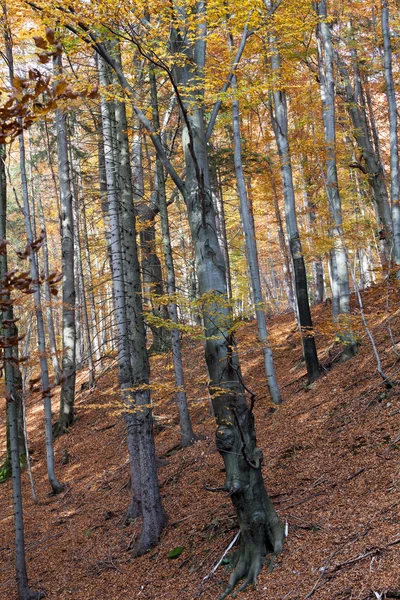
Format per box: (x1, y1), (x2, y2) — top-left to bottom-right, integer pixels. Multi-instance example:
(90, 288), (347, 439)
(267, 28), (320, 383)
(130, 112), (171, 354)
(232, 75), (281, 402)
(316, 0), (358, 359)
(299, 162), (325, 305)
(336, 51), (392, 264)
(81, 198), (102, 372)
(53, 54), (77, 435)
(35, 180), (62, 385)
(99, 54), (166, 552)
(74, 192), (95, 388)
(17, 131), (63, 494)
(169, 4), (284, 595)
(149, 66), (196, 446)
(381, 0), (400, 273)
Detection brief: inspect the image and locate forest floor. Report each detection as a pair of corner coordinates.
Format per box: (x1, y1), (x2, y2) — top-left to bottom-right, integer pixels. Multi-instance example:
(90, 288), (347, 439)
(1, 283), (400, 600)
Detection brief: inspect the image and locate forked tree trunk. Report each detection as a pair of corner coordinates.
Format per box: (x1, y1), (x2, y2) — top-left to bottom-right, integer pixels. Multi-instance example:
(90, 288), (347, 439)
(169, 4), (284, 595)
(336, 51), (392, 265)
(99, 54), (166, 553)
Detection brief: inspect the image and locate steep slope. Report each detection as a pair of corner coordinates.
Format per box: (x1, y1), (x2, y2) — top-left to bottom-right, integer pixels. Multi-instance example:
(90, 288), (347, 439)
(0, 283), (399, 600)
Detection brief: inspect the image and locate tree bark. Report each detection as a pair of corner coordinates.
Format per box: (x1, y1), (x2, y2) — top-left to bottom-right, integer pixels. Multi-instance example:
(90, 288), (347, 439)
(267, 28), (320, 383)
(98, 53), (166, 552)
(169, 4), (284, 594)
(316, 0), (358, 359)
(149, 65), (196, 446)
(381, 0), (400, 273)
(53, 54), (77, 436)
(232, 73), (281, 402)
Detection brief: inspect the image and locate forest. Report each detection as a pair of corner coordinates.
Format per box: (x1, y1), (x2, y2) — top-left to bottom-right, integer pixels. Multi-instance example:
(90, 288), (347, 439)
(0, 0), (399, 598)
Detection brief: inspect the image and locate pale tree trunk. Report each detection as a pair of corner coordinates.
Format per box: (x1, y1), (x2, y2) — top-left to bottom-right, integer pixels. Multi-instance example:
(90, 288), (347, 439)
(74, 193), (95, 387)
(316, 0), (358, 359)
(232, 74), (281, 402)
(80, 198), (102, 371)
(336, 50), (392, 265)
(17, 130), (63, 493)
(267, 27), (320, 382)
(35, 179), (62, 384)
(0, 130), (41, 600)
(4, 29), (62, 493)
(149, 65), (196, 446)
(53, 54), (76, 436)
(381, 0), (400, 272)
(131, 113), (170, 354)
(99, 54), (166, 553)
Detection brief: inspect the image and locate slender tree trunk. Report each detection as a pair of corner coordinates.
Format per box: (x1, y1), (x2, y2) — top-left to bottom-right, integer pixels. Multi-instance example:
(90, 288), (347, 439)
(381, 0), (400, 272)
(0, 144), (25, 482)
(4, 30), (62, 492)
(316, 0), (358, 359)
(75, 193), (95, 387)
(267, 162), (296, 311)
(267, 29), (320, 382)
(35, 180), (62, 384)
(80, 198), (102, 371)
(149, 65), (196, 446)
(53, 54), (76, 436)
(232, 74), (281, 401)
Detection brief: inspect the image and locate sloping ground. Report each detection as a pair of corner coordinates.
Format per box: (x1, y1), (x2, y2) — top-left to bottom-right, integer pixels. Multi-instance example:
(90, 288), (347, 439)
(0, 283), (399, 600)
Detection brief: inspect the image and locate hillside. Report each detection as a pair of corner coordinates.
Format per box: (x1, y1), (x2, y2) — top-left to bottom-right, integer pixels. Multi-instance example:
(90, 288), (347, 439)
(1, 284), (399, 600)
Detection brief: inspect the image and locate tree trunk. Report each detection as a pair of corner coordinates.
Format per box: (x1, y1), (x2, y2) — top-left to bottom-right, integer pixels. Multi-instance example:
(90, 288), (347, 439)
(99, 53), (166, 552)
(232, 74), (281, 402)
(149, 65), (196, 446)
(4, 31), (62, 493)
(316, 0), (358, 359)
(35, 181), (62, 385)
(53, 54), (77, 436)
(170, 4), (284, 594)
(381, 0), (400, 273)
(267, 29), (320, 383)
(336, 52), (392, 264)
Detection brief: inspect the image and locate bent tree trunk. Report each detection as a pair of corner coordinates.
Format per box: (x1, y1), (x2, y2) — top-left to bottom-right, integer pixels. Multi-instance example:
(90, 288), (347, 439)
(169, 3), (284, 595)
